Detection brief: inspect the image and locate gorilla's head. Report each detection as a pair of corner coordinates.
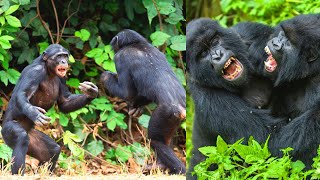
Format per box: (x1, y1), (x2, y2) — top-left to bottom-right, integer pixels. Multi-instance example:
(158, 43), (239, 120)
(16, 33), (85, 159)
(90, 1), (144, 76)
(265, 14), (320, 86)
(187, 18), (251, 92)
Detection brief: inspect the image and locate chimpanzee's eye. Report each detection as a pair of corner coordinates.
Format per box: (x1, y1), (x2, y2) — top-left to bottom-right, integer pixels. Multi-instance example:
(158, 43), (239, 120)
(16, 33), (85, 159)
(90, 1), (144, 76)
(57, 55), (61, 59)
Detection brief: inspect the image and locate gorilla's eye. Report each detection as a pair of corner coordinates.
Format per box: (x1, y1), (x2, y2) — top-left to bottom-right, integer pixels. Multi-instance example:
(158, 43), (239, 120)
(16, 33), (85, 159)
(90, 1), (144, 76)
(211, 39), (220, 47)
(200, 50), (208, 58)
(57, 55), (61, 59)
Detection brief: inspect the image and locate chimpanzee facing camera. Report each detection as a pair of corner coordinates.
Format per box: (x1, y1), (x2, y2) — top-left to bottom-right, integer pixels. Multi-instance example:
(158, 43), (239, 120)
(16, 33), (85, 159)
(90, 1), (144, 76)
(1, 44), (98, 175)
(100, 29), (186, 174)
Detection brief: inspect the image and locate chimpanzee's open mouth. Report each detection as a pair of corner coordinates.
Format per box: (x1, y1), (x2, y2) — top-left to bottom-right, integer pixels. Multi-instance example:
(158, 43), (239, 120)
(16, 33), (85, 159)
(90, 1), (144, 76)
(222, 57), (243, 80)
(56, 65), (68, 77)
(264, 46), (277, 72)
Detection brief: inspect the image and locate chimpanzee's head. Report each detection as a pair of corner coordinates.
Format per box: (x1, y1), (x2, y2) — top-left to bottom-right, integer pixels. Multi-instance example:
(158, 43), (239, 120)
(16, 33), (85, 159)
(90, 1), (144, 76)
(42, 44), (69, 78)
(110, 29), (148, 52)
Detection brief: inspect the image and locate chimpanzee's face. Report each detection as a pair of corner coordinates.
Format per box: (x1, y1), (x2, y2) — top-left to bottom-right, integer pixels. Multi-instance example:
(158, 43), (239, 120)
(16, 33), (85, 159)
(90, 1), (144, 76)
(43, 44), (69, 78)
(48, 53), (69, 77)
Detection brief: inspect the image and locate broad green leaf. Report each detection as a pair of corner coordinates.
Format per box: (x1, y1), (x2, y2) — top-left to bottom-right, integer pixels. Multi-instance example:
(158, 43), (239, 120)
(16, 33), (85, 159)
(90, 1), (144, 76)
(107, 118), (117, 131)
(158, 1), (175, 15)
(75, 29), (90, 42)
(0, 38), (11, 49)
(59, 114), (69, 127)
(85, 48), (103, 58)
(0, 70), (8, 85)
(69, 54), (75, 63)
(63, 130), (82, 144)
(150, 31), (171, 46)
(38, 41), (49, 53)
(0, 143), (12, 162)
(115, 145), (132, 163)
(142, 0), (157, 24)
(5, 15), (21, 27)
(102, 60), (116, 72)
(0, 17), (5, 26)
(66, 78), (80, 88)
(86, 140), (104, 156)
(138, 114), (150, 128)
(6, 68), (21, 84)
(4, 5), (20, 15)
(170, 35), (186, 51)
(216, 135), (228, 154)
(198, 146), (217, 157)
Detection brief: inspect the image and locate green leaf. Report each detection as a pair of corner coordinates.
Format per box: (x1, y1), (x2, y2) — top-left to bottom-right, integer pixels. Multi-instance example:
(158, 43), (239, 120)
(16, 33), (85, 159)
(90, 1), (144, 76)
(75, 29), (91, 42)
(38, 41), (49, 53)
(19, 0), (30, 5)
(142, 0), (157, 24)
(198, 146), (217, 157)
(138, 114), (150, 128)
(5, 15), (21, 27)
(169, 35), (186, 51)
(4, 5), (20, 15)
(63, 130), (82, 144)
(0, 143), (13, 162)
(85, 48), (103, 58)
(69, 54), (75, 63)
(291, 160), (305, 173)
(150, 31), (171, 46)
(6, 68), (21, 84)
(66, 78), (80, 88)
(115, 145), (132, 163)
(216, 136), (228, 154)
(165, 12), (184, 24)
(102, 60), (116, 72)
(157, 1), (175, 15)
(107, 118), (117, 131)
(86, 140), (104, 156)
(0, 70), (9, 85)
(59, 114), (69, 127)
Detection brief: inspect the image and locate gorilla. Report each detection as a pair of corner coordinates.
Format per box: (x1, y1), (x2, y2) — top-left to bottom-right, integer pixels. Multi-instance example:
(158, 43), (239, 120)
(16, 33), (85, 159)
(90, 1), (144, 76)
(264, 14), (320, 168)
(186, 18), (281, 179)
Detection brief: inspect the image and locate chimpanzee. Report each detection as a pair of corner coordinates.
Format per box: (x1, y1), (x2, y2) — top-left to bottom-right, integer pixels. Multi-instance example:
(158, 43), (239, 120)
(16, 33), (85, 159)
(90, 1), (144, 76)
(1, 44), (98, 175)
(263, 14), (320, 168)
(186, 18), (288, 179)
(100, 29), (186, 174)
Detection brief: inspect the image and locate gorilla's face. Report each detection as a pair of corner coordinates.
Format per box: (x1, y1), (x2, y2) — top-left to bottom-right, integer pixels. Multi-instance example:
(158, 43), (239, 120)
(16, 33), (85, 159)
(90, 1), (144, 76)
(264, 14), (320, 85)
(187, 18), (250, 92)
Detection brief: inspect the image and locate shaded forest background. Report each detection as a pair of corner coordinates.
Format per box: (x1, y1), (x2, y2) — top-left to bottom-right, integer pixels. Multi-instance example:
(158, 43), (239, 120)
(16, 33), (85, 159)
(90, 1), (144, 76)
(0, 0), (186, 175)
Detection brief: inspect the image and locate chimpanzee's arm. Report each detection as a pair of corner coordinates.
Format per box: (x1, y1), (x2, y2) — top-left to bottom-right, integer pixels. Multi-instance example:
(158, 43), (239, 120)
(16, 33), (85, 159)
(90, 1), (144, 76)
(57, 79), (98, 113)
(100, 53), (136, 100)
(16, 64), (48, 122)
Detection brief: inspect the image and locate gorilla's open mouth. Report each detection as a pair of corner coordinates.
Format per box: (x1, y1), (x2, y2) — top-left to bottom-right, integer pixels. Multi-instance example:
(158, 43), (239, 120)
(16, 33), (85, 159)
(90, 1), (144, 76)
(264, 46), (277, 72)
(56, 65), (68, 77)
(222, 57), (243, 80)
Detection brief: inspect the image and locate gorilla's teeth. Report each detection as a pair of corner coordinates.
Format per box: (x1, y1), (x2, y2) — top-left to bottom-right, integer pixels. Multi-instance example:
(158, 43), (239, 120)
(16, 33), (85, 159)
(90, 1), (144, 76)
(224, 59), (232, 69)
(264, 46), (271, 55)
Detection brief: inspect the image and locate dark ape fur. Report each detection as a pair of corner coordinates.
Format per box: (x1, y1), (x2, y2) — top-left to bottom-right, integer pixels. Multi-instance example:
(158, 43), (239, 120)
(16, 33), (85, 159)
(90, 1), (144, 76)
(1, 44), (98, 175)
(266, 14), (320, 167)
(186, 18), (282, 179)
(100, 29), (186, 174)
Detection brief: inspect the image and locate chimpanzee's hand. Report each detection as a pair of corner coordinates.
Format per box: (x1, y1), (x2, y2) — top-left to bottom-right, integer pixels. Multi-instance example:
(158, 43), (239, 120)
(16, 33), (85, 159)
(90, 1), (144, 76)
(79, 81), (98, 99)
(128, 106), (144, 118)
(34, 106), (51, 126)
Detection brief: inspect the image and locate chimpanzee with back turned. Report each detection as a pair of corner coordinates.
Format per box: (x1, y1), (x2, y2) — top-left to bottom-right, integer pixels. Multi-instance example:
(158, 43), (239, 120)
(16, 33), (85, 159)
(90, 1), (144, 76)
(100, 29), (186, 174)
(1, 44), (98, 175)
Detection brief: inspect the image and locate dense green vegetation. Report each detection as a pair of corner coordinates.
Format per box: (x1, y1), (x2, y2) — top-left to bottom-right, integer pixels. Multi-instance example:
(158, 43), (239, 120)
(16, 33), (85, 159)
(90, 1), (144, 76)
(0, 0), (186, 174)
(186, 0), (320, 178)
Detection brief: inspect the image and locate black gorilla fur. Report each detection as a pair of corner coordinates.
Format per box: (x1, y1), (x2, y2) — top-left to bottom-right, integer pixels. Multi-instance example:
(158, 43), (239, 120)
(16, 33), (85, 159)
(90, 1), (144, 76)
(265, 14), (320, 167)
(186, 18), (282, 179)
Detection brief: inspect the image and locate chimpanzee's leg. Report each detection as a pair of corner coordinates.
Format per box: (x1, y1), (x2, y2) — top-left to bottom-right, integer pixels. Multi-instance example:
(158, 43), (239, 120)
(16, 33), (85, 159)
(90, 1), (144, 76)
(1, 121), (29, 175)
(27, 129), (61, 172)
(148, 104), (186, 174)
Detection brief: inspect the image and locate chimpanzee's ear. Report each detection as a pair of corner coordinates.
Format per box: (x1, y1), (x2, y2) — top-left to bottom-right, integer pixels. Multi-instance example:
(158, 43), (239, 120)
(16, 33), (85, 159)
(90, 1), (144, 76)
(42, 51), (48, 61)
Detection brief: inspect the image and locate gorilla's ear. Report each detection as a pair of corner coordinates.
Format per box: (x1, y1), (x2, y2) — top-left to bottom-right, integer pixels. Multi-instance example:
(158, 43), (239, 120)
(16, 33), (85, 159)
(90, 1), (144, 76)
(307, 45), (319, 62)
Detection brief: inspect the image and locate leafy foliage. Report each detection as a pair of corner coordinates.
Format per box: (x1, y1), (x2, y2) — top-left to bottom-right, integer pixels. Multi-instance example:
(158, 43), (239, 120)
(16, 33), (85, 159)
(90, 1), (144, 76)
(193, 136), (320, 180)
(0, 0), (186, 173)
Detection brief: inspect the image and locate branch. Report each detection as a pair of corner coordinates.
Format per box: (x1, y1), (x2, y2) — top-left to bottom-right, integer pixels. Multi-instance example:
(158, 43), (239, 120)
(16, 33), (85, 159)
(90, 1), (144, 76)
(36, 0), (54, 44)
(59, 0), (82, 43)
(152, 0), (163, 31)
(50, 0), (60, 44)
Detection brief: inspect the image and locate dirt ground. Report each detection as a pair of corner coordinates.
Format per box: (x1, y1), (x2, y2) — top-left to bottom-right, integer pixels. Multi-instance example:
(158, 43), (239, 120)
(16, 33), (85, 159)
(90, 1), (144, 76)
(0, 174), (186, 180)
